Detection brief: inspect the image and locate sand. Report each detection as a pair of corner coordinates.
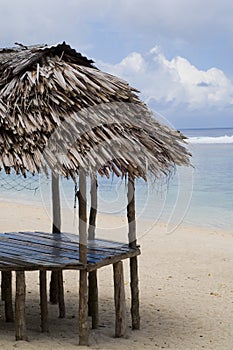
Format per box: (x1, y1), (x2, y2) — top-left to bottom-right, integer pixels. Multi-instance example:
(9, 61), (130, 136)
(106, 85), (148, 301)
(0, 201), (232, 349)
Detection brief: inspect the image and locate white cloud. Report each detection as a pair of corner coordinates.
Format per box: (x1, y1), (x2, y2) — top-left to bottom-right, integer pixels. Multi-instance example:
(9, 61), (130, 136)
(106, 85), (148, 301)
(97, 47), (233, 112)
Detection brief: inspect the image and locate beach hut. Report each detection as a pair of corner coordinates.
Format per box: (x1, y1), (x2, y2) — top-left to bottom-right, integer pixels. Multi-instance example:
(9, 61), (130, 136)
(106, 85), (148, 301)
(0, 42), (191, 345)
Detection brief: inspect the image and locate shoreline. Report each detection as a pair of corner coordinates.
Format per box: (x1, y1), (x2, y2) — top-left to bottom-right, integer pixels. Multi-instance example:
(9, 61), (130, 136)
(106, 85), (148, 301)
(0, 198), (232, 237)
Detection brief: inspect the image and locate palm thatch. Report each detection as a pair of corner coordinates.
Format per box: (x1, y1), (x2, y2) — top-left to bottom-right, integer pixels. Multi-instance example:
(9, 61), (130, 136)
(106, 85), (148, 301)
(0, 42), (191, 180)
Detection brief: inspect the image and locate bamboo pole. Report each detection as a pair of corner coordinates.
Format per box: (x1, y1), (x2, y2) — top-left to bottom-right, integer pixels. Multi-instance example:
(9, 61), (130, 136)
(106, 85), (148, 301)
(58, 270), (65, 318)
(88, 174), (97, 240)
(50, 172), (60, 304)
(50, 173), (65, 318)
(1, 271), (6, 301)
(88, 174), (99, 329)
(15, 271), (27, 341)
(127, 174), (140, 330)
(39, 270), (49, 332)
(2, 271), (14, 322)
(113, 261), (127, 337)
(77, 169), (89, 346)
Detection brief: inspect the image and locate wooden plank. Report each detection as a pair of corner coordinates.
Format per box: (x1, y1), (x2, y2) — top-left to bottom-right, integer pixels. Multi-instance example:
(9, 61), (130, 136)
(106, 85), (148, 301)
(0, 231), (140, 271)
(0, 245), (140, 271)
(0, 239), (79, 259)
(0, 245), (75, 267)
(87, 249), (140, 272)
(1, 232), (133, 252)
(0, 233), (79, 251)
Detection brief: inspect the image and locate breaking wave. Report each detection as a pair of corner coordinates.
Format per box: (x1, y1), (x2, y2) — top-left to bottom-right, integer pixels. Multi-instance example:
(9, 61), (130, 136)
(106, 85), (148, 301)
(188, 135), (233, 144)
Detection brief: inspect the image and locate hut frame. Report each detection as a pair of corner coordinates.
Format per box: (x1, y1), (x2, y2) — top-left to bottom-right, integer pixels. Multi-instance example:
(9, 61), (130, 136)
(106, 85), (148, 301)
(0, 42), (191, 345)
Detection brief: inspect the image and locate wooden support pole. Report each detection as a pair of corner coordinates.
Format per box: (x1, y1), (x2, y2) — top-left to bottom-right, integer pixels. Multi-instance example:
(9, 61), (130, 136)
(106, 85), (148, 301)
(39, 270), (49, 332)
(88, 174), (97, 241)
(58, 269), (65, 318)
(52, 173), (61, 234)
(4, 271), (14, 322)
(50, 173), (65, 318)
(127, 174), (136, 246)
(88, 174), (99, 329)
(113, 261), (127, 337)
(1, 271), (6, 301)
(15, 271), (27, 341)
(127, 174), (140, 330)
(129, 256), (140, 330)
(88, 270), (98, 329)
(50, 172), (61, 304)
(78, 169), (89, 346)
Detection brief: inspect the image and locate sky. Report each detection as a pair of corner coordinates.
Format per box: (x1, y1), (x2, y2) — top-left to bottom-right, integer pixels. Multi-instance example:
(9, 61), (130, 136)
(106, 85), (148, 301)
(1, 0), (233, 129)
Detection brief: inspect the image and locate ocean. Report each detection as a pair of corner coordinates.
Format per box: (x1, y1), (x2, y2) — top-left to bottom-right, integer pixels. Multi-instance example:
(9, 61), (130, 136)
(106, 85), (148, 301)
(0, 127), (232, 233)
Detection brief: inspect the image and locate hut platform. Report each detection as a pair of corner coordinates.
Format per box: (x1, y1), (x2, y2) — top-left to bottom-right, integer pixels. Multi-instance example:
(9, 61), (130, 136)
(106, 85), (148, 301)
(0, 231), (140, 341)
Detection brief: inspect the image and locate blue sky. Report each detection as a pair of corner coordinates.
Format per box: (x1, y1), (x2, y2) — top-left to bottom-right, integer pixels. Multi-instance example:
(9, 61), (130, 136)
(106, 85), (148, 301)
(1, 0), (233, 128)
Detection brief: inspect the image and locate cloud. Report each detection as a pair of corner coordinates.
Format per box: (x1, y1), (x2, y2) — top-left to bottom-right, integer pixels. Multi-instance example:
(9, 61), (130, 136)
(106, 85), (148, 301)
(97, 46), (233, 114)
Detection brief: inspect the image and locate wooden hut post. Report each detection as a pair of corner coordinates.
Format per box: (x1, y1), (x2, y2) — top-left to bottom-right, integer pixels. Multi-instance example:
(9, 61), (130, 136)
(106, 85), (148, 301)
(88, 174), (99, 329)
(113, 261), (127, 337)
(2, 271), (14, 322)
(50, 173), (65, 318)
(127, 174), (140, 330)
(78, 169), (89, 345)
(40, 270), (49, 332)
(15, 271), (27, 341)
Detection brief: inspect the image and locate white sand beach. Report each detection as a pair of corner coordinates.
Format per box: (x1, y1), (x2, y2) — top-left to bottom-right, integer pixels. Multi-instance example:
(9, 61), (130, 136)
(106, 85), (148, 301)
(0, 201), (232, 349)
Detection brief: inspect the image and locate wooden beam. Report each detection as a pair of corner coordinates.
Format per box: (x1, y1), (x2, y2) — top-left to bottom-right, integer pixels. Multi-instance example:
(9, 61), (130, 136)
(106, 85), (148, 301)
(3, 271), (14, 322)
(130, 256), (140, 330)
(127, 174), (136, 246)
(88, 174), (99, 329)
(39, 270), (49, 332)
(78, 169), (89, 346)
(50, 173), (65, 318)
(88, 174), (97, 241)
(50, 172), (60, 304)
(1, 271), (6, 301)
(113, 261), (127, 337)
(15, 271), (27, 341)
(88, 269), (98, 329)
(78, 169), (87, 263)
(52, 172), (61, 233)
(58, 269), (65, 318)
(127, 174), (140, 330)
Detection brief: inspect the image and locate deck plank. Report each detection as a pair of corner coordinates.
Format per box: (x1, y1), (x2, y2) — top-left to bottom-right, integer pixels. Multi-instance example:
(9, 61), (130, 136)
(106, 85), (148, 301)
(0, 231), (140, 271)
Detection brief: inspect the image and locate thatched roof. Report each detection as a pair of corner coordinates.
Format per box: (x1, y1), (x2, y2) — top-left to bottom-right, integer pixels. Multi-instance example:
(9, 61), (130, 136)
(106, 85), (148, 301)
(0, 42), (191, 180)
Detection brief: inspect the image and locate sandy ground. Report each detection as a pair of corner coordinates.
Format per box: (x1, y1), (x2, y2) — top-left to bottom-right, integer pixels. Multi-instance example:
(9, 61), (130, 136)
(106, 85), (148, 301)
(0, 201), (232, 349)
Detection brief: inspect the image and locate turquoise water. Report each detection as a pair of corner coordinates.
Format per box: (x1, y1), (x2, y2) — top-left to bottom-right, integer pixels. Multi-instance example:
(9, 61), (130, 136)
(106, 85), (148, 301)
(0, 127), (232, 232)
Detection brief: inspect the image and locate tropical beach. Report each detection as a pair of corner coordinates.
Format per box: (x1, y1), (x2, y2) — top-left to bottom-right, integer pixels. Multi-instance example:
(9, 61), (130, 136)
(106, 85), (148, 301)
(1, 1), (233, 349)
(0, 126), (232, 349)
(0, 201), (232, 349)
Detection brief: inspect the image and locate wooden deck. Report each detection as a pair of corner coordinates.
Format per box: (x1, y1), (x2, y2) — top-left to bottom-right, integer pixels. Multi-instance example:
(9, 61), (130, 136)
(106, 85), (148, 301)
(0, 231), (140, 342)
(0, 231), (140, 271)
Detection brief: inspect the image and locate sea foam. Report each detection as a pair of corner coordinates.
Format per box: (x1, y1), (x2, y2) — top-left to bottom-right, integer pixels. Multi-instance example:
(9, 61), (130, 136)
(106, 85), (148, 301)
(188, 135), (233, 144)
